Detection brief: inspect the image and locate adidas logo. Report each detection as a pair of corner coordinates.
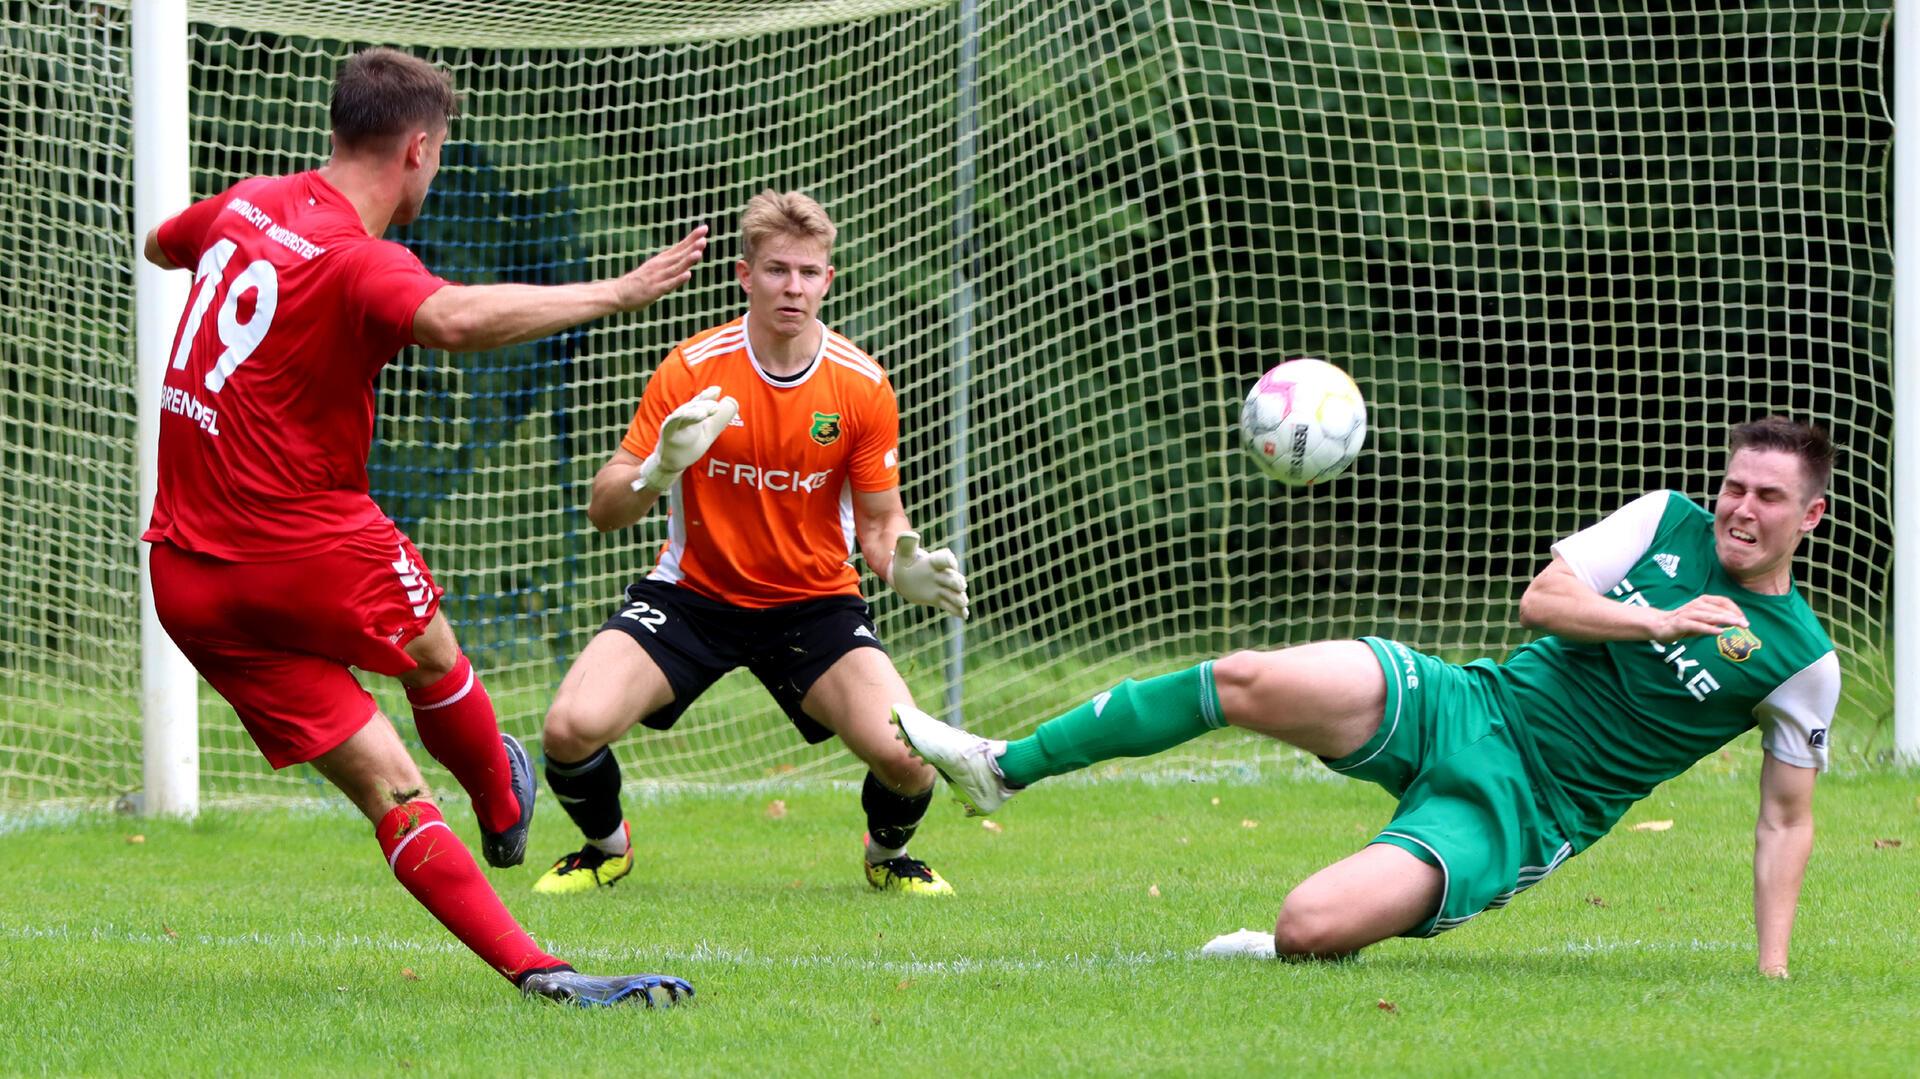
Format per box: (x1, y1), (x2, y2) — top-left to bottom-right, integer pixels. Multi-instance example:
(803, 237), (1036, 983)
(1091, 691), (1112, 717)
(1653, 553), (1680, 578)
(728, 414), (745, 427)
(853, 625), (876, 641)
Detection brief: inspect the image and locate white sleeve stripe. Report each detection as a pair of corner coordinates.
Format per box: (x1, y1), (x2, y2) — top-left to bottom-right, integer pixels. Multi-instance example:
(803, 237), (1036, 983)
(1550, 490), (1671, 594)
(826, 353), (884, 383)
(824, 351), (882, 382)
(1762, 745), (1821, 770)
(1753, 649), (1839, 773)
(684, 328), (745, 365)
(822, 337), (883, 378)
(1551, 545), (1604, 594)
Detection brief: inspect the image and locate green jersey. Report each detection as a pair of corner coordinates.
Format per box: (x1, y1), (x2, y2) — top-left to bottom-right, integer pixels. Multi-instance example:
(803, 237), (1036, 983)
(1480, 491), (1838, 849)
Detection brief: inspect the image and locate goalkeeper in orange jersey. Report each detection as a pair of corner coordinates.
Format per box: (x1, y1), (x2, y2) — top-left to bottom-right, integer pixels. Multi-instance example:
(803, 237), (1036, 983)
(533, 189), (969, 897)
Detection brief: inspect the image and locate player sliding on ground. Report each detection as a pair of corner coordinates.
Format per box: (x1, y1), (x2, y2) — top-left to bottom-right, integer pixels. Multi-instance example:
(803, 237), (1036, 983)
(533, 190), (969, 898)
(141, 47), (704, 1006)
(899, 418), (1835, 976)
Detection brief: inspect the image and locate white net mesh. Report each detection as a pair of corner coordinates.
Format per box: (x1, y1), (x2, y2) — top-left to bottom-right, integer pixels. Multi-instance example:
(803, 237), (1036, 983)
(3, 4), (142, 804)
(1, 0), (1895, 808)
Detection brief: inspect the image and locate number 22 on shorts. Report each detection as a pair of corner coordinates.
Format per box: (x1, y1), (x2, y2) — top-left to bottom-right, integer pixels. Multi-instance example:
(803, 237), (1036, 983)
(619, 601), (667, 633)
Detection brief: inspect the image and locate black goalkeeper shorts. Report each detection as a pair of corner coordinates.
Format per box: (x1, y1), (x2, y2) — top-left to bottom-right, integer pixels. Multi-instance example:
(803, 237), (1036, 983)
(597, 578), (887, 744)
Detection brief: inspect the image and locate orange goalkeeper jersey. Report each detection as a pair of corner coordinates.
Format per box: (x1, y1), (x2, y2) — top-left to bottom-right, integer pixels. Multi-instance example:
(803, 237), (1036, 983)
(621, 316), (901, 608)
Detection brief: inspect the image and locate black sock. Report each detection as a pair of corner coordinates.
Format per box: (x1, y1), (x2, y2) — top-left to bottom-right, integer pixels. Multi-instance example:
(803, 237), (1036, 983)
(862, 771), (932, 861)
(545, 746), (623, 843)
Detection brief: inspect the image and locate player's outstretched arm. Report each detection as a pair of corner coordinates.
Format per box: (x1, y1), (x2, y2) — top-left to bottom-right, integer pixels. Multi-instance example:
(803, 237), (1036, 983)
(854, 488), (968, 619)
(587, 387), (738, 531)
(414, 225), (708, 353)
(1753, 750), (1816, 978)
(1518, 557), (1747, 643)
(142, 228), (178, 270)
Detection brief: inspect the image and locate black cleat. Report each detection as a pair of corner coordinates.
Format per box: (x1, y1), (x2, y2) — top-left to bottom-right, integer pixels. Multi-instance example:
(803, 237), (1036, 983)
(519, 968), (694, 1008)
(481, 734), (535, 869)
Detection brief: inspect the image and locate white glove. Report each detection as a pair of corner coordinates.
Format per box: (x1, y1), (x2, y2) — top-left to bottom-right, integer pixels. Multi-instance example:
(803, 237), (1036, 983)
(887, 531), (969, 619)
(1199, 929), (1277, 959)
(632, 386), (739, 494)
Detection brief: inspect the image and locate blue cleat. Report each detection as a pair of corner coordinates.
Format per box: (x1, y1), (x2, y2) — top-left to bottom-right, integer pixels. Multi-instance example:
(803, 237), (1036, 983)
(480, 734), (535, 869)
(519, 969), (694, 1008)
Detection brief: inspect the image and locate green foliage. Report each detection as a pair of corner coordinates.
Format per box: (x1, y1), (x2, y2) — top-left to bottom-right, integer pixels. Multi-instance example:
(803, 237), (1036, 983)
(1, 1), (1900, 807)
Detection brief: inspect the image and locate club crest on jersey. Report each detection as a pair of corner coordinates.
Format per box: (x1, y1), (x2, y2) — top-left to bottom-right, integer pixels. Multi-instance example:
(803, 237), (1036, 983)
(809, 412), (842, 446)
(1717, 626), (1762, 663)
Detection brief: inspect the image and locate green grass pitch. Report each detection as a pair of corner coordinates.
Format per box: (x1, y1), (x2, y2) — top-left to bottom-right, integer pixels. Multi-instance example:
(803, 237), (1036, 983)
(3, 754), (1916, 1076)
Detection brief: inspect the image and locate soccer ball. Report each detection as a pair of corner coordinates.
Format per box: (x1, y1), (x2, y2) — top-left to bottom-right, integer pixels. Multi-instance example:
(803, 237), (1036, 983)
(1238, 358), (1367, 486)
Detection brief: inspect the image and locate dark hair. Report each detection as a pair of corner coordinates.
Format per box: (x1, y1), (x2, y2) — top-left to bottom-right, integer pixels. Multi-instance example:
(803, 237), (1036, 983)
(1729, 416), (1834, 498)
(329, 48), (457, 151)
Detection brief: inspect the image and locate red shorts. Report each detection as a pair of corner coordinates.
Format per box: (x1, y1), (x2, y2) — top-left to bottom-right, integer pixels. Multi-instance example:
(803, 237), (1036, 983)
(148, 522), (445, 768)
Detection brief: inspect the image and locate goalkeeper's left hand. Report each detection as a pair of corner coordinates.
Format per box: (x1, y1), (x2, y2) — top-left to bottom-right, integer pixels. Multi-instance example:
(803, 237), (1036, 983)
(887, 531), (969, 619)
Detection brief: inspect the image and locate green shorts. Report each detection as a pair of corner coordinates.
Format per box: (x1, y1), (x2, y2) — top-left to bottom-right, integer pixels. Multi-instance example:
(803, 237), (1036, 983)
(1323, 638), (1573, 937)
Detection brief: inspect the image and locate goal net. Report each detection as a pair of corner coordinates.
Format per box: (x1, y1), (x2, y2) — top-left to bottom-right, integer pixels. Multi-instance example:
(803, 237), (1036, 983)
(1, 0), (1893, 807)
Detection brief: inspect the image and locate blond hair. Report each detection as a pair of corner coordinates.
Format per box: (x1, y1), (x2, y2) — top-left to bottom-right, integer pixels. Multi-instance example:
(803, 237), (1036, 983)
(741, 189), (836, 264)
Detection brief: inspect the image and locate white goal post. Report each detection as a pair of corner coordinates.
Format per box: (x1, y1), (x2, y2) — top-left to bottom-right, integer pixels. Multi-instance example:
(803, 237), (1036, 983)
(1895, 6), (1920, 765)
(133, 0), (200, 817)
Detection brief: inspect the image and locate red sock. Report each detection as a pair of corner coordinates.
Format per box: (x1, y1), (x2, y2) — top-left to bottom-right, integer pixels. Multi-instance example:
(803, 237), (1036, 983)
(376, 801), (564, 982)
(407, 654), (518, 834)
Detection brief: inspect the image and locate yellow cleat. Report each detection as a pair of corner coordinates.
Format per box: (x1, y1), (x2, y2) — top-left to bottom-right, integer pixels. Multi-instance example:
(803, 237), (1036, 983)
(864, 854), (954, 896)
(532, 828), (634, 895)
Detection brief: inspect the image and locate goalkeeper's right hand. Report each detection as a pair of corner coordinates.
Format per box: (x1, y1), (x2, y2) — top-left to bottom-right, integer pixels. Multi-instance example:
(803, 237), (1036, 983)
(887, 531), (970, 620)
(631, 386), (739, 494)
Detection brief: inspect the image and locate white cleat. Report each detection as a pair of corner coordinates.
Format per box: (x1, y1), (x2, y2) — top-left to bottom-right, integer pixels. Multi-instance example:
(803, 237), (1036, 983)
(1200, 929), (1279, 959)
(891, 703), (1016, 816)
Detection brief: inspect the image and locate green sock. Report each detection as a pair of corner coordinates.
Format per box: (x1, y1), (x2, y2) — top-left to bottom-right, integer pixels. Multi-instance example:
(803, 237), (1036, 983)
(996, 661), (1225, 787)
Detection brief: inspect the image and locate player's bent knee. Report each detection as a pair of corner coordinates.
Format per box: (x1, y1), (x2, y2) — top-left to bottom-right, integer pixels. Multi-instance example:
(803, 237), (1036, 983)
(543, 696), (621, 761)
(398, 615), (461, 687)
(1213, 649), (1277, 725)
(862, 744), (935, 795)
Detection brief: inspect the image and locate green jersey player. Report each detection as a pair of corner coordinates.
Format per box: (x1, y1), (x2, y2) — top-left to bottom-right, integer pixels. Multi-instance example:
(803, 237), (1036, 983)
(897, 417), (1836, 977)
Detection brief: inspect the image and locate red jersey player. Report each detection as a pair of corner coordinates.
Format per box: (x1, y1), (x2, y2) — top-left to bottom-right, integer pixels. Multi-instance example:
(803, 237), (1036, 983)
(140, 47), (705, 1007)
(532, 190), (970, 897)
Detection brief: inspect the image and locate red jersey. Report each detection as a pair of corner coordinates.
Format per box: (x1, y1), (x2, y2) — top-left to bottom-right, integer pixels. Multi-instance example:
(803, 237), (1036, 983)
(621, 317), (901, 607)
(142, 172), (450, 560)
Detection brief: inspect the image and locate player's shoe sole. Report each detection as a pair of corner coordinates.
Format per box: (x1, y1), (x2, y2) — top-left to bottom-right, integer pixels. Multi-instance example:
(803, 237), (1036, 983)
(481, 734), (535, 869)
(891, 703), (1013, 816)
(520, 969), (693, 1008)
(532, 822), (635, 894)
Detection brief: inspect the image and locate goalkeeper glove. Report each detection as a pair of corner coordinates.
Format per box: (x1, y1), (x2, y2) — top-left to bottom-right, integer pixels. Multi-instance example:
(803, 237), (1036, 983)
(887, 531), (969, 619)
(632, 386), (739, 494)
